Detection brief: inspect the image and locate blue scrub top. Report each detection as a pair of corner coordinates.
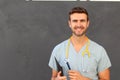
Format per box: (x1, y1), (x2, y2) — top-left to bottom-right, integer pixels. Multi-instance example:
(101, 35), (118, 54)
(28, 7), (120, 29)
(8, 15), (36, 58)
(48, 39), (111, 80)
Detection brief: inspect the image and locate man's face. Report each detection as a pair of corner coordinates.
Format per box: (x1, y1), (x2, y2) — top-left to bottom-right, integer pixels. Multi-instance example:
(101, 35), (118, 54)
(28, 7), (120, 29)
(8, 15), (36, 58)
(68, 13), (89, 37)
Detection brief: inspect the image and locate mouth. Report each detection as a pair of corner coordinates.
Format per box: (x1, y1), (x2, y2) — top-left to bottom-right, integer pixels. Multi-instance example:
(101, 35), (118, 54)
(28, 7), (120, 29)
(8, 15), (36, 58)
(74, 26), (84, 30)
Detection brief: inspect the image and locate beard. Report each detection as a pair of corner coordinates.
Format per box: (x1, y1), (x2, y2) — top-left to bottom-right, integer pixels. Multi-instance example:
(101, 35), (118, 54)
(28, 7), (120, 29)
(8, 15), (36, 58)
(72, 26), (88, 37)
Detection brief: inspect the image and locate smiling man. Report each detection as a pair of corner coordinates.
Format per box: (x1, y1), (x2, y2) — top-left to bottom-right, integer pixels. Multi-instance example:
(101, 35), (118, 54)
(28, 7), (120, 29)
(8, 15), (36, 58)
(48, 6), (111, 80)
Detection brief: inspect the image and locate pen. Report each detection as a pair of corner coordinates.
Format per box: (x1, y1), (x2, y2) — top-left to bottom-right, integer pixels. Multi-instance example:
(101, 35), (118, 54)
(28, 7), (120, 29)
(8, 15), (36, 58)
(66, 62), (71, 70)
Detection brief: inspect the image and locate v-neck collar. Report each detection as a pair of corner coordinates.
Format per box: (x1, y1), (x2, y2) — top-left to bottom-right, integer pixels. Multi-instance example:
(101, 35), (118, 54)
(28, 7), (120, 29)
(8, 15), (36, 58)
(70, 41), (87, 54)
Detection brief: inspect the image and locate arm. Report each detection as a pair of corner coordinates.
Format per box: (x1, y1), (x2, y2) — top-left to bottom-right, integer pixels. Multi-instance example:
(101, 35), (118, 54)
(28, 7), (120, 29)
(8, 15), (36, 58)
(98, 68), (110, 80)
(51, 70), (67, 80)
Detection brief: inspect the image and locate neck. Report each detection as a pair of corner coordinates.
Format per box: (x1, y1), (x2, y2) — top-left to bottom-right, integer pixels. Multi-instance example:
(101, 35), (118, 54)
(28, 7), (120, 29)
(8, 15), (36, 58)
(69, 34), (88, 53)
(70, 34), (88, 45)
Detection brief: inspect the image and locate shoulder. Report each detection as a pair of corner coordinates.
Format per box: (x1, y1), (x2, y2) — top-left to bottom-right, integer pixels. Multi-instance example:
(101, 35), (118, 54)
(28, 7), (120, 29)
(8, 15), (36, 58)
(89, 39), (107, 60)
(52, 39), (68, 53)
(51, 39), (69, 59)
(89, 39), (105, 51)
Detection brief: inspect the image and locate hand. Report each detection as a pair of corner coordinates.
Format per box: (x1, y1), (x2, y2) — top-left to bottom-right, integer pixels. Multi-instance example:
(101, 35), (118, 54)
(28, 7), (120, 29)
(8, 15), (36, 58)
(68, 70), (91, 80)
(55, 71), (67, 80)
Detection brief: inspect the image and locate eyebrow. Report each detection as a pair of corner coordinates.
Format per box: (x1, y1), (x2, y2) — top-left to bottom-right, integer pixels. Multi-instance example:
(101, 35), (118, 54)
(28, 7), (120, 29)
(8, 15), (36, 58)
(80, 19), (86, 22)
(72, 20), (78, 22)
(72, 19), (86, 22)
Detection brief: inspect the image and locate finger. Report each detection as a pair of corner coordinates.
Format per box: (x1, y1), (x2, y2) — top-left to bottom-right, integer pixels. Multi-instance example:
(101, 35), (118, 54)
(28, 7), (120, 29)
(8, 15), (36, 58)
(68, 70), (77, 73)
(68, 70), (80, 76)
(69, 73), (75, 76)
(69, 75), (76, 80)
(68, 70), (76, 76)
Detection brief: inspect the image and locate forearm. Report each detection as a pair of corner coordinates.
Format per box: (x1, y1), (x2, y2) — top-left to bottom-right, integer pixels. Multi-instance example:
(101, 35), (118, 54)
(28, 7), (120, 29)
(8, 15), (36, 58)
(98, 68), (110, 80)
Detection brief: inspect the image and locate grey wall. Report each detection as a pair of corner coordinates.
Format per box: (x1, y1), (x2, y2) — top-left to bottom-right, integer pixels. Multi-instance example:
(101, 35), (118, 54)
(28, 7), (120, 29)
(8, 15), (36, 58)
(0, 1), (120, 80)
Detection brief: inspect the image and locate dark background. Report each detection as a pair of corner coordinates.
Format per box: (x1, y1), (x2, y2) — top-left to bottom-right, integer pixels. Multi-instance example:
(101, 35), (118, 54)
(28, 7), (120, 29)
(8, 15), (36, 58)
(0, 0), (120, 80)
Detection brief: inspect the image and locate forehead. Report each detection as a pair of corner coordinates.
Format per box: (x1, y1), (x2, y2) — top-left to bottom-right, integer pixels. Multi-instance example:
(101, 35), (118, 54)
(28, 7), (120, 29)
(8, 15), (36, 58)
(70, 13), (87, 20)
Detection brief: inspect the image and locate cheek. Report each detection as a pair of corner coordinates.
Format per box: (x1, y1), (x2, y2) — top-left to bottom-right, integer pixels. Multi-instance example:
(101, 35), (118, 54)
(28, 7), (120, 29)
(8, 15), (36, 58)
(83, 23), (89, 28)
(70, 23), (76, 27)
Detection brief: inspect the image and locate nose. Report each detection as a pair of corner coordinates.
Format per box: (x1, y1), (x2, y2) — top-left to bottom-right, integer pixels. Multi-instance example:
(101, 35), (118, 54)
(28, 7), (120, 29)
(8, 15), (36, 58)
(76, 21), (81, 26)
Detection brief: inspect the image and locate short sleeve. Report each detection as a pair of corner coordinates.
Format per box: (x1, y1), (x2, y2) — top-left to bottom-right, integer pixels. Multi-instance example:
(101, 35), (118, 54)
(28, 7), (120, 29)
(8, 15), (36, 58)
(97, 47), (112, 72)
(48, 48), (58, 71)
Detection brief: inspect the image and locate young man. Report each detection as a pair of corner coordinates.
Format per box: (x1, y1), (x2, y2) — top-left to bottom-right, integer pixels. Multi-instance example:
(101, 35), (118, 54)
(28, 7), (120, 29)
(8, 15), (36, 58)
(48, 7), (111, 80)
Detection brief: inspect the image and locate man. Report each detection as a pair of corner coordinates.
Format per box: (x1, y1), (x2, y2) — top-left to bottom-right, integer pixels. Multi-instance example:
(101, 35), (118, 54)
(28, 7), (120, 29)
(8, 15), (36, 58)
(48, 6), (111, 80)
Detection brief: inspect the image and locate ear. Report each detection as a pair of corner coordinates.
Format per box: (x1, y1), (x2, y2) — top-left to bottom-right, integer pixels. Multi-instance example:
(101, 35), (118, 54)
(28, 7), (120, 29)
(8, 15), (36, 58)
(87, 20), (90, 28)
(68, 20), (71, 28)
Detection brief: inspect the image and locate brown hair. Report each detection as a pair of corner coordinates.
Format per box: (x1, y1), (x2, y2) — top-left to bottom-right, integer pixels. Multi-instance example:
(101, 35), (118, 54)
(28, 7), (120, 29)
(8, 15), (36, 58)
(69, 7), (89, 21)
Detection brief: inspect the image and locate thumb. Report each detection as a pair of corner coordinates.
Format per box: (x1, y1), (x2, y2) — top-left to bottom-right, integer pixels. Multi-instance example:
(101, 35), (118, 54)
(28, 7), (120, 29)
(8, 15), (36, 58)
(57, 71), (62, 77)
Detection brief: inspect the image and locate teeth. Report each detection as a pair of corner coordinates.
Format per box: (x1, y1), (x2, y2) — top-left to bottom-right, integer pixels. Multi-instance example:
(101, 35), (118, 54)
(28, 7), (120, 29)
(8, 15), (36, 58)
(76, 28), (84, 30)
(75, 27), (84, 29)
